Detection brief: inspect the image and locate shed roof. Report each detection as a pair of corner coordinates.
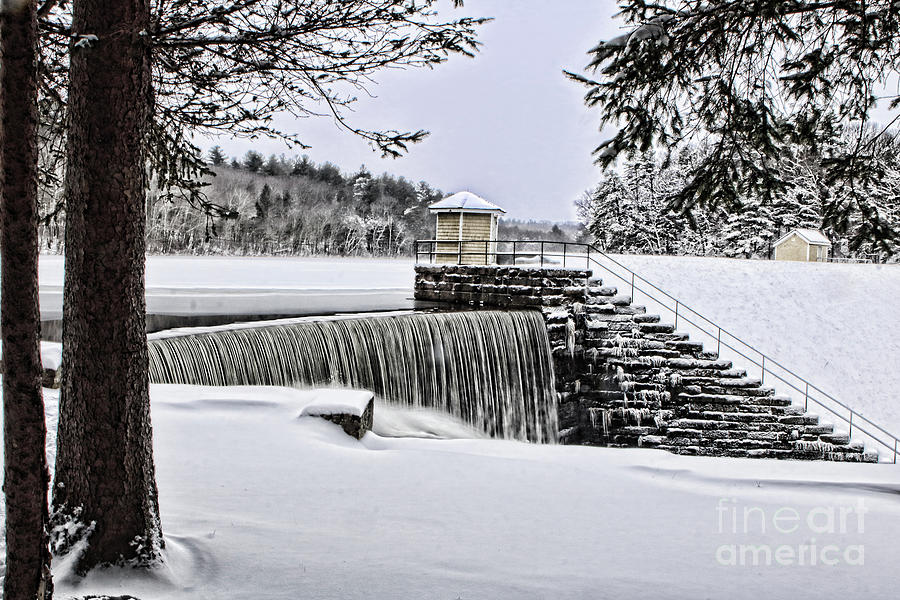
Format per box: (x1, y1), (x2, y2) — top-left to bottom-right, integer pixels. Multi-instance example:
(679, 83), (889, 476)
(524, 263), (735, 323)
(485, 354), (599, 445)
(774, 228), (832, 247)
(429, 191), (505, 214)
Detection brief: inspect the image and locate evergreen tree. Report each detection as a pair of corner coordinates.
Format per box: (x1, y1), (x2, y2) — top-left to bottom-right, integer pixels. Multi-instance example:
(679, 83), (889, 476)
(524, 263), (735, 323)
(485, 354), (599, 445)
(208, 145), (226, 166)
(55, 0), (163, 572)
(568, 0), (900, 248)
(1, 0), (53, 596)
(256, 184), (273, 220)
(243, 150), (264, 173)
(40, 0), (487, 578)
(262, 154), (282, 177)
(292, 155), (314, 177)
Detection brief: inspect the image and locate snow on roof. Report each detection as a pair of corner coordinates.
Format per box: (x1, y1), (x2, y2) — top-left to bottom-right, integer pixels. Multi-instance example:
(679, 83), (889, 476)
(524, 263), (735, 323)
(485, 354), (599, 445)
(428, 191), (505, 213)
(774, 228), (832, 247)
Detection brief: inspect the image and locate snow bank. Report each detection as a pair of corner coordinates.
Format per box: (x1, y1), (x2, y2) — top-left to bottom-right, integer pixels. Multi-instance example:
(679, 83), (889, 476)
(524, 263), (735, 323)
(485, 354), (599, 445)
(47, 385), (900, 599)
(2, 384), (899, 599)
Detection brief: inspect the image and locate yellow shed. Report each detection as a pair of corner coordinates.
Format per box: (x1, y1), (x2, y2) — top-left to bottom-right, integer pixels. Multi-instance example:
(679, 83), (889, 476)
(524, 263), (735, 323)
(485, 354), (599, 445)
(773, 229), (832, 262)
(429, 191), (505, 264)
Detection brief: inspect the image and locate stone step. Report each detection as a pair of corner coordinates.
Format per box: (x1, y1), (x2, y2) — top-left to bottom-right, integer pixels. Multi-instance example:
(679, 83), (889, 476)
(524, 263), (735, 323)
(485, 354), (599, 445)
(680, 376), (763, 389)
(643, 332), (691, 342)
(667, 358), (733, 371)
(584, 304), (616, 314)
(678, 384), (775, 398)
(703, 387), (776, 399)
(639, 323), (676, 334)
(670, 367), (748, 379)
(586, 286), (620, 297)
(667, 340), (704, 354)
(779, 414), (820, 426)
(613, 305), (647, 315)
(820, 433), (851, 445)
(680, 409), (783, 422)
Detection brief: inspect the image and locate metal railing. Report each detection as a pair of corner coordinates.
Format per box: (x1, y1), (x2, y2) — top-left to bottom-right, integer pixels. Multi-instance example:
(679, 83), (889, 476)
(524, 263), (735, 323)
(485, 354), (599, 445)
(415, 239), (900, 463)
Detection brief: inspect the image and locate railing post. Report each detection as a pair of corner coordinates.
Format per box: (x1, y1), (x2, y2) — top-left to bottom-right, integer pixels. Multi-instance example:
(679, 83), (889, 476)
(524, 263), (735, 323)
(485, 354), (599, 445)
(540, 241), (545, 267)
(431, 241), (435, 264)
(562, 242), (567, 268)
(631, 273), (635, 299)
(849, 410), (853, 438)
(512, 240), (517, 265)
(716, 328), (722, 357)
(674, 301), (679, 330)
(586, 245), (591, 271)
(894, 438), (898, 464)
(457, 240), (462, 265)
(804, 381), (809, 411)
(761, 355), (765, 384)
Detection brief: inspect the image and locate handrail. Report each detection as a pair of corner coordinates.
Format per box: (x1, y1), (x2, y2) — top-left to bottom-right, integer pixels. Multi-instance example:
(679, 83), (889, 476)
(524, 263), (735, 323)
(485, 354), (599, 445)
(415, 239), (900, 463)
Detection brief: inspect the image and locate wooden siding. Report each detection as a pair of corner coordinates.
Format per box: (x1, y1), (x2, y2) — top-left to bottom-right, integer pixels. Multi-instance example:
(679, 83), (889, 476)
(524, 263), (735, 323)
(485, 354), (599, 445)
(774, 233), (830, 262)
(460, 213), (492, 265)
(433, 212), (496, 264)
(435, 213), (461, 264)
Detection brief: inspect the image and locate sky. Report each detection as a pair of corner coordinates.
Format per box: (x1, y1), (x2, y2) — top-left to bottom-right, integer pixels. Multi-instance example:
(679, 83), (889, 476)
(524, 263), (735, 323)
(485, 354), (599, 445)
(208, 1), (624, 222)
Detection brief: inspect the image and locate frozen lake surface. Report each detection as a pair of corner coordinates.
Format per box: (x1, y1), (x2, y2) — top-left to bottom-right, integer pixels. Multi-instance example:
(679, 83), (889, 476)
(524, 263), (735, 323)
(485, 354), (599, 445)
(37, 255), (416, 319)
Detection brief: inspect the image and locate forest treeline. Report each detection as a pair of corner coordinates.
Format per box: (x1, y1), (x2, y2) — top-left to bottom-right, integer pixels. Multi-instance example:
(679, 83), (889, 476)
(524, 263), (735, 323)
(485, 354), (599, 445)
(38, 147), (578, 257)
(145, 149), (439, 256)
(577, 135), (900, 262)
(39, 141), (899, 262)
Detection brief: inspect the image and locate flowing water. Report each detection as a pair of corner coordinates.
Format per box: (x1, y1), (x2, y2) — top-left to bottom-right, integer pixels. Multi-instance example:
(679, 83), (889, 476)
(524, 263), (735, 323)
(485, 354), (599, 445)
(148, 310), (558, 443)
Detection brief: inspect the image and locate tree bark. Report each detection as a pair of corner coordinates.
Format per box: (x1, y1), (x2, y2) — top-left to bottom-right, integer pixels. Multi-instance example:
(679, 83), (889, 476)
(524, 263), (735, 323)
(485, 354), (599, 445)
(0, 0), (54, 597)
(53, 0), (162, 572)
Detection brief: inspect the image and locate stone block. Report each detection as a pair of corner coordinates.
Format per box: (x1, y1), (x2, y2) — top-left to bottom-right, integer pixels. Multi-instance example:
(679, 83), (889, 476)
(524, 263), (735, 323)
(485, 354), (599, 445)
(300, 389), (375, 440)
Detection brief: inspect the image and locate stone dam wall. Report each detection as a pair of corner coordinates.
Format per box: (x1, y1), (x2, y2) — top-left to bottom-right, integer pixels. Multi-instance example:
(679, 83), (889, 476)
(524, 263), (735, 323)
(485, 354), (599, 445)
(414, 264), (877, 462)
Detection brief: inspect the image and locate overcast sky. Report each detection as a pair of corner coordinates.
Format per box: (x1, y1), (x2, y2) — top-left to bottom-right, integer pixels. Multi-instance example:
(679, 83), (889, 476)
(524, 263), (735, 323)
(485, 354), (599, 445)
(208, 0), (623, 222)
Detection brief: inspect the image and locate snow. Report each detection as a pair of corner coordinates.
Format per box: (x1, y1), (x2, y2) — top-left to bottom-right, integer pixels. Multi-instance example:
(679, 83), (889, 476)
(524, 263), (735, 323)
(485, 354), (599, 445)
(36, 255), (415, 319)
(428, 191), (506, 213)
(774, 229), (832, 246)
(299, 389), (374, 418)
(0, 341), (61, 371)
(591, 254), (900, 437)
(145, 310), (418, 341)
(40, 341), (62, 371)
(5, 384), (897, 599)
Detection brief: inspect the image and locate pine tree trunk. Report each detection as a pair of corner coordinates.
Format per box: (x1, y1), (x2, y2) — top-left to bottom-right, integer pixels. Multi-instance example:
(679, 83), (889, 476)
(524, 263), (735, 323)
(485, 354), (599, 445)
(0, 0), (54, 597)
(53, 0), (162, 571)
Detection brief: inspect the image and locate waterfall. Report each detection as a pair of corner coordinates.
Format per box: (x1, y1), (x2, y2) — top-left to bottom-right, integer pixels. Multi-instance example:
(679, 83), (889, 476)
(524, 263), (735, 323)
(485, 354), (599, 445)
(148, 310), (558, 443)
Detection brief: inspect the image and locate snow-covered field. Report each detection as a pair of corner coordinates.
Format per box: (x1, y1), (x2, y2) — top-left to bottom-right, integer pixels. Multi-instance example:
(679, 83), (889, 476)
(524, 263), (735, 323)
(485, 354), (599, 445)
(593, 254), (900, 437)
(34, 385), (900, 600)
(37, 255), (415, 318)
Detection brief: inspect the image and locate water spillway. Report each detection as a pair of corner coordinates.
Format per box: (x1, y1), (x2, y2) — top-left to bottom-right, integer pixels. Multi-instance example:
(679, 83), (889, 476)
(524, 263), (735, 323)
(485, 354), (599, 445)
(147, 310), (558, 443)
